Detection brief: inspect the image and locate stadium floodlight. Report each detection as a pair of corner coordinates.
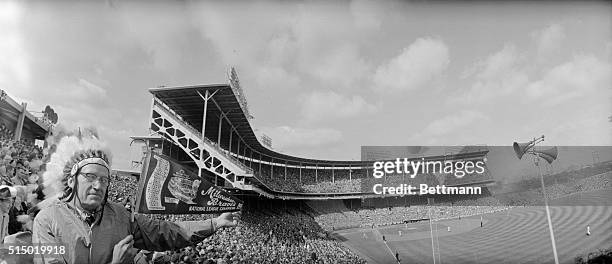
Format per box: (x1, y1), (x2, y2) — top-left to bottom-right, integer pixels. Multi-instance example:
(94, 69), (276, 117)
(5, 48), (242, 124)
(512, 135), (559, 264)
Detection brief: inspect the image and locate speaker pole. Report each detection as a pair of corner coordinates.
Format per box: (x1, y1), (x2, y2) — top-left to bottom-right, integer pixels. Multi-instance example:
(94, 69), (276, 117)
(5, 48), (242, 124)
(534, 152), (560, 264)
(513, 136), (559, 264)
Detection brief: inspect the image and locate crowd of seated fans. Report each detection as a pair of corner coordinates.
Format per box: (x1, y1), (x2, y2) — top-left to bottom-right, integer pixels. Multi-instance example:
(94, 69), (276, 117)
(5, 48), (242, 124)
(246, 158), (612, 198)
(154, 206), (366, 264)
(248, 162), (378, 193)
(0, 122), (47, 242)
(105, 172), (367, 263)
(0, 124), (45, 188)
(310, 171), (612, 230)
(249, 160), (495, 194)
(302, 179), (361, 193)
(499, 172), (612, 206)
(170, 204), (366, 264)
(312, 195), (510, 230)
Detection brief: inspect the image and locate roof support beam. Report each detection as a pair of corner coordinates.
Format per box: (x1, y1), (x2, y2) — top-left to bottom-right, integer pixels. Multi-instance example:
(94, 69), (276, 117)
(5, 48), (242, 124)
(208, 96), (262, 167)
(197, 89), (218, 167)
(229, 129), (233, 153)
(14, 102), (26, 141)
(217, 114), (223, 146)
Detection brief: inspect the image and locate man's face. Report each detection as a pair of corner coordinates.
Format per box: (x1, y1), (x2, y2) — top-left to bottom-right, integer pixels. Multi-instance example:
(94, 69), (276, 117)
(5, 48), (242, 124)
(70, 164), (110, 211)
(0, 198), (12, 214)
(16, 166), (28, 178)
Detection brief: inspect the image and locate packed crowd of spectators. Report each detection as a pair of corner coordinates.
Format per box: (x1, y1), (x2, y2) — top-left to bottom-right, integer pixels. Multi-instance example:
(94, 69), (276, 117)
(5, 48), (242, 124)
(106, 172), (367, 263)
(311, 195), (510, 230)
(249, 163), (373, 193)
(0, 123), (45, 189)
(302, 179), (361, 193)
(108, 172), (138, 207)
(0, 122), (47, 243)
(158, 205), (366, 264)
(250, 160), (494, 194)
(499, 172), (612, 206)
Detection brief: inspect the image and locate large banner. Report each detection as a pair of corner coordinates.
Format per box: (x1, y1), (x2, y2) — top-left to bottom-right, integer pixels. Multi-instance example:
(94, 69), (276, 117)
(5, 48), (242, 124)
(135, 152), (243, 214)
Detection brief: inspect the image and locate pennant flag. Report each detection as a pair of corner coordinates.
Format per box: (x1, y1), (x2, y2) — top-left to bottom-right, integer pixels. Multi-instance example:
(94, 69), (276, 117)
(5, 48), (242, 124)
(135, 151), (243, 214)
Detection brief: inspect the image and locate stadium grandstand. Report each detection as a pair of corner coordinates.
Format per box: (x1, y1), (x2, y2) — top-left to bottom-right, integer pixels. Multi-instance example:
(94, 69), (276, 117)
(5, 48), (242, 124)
(136, 68), (494, 202)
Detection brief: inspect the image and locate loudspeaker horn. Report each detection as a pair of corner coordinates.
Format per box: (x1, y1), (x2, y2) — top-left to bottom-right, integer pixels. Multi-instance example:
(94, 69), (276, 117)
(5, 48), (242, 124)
(535, 147), (558, 164)
(513, 141), (534, 160)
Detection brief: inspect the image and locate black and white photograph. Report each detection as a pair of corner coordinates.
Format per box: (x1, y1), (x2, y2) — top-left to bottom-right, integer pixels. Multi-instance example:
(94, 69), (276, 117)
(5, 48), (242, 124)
(0, 1), (611, 263)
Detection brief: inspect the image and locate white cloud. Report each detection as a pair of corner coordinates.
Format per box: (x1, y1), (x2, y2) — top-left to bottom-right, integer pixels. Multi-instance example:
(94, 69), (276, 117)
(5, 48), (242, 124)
(301, 90), (377, 122)
(18, 78), (115, 141)
(455, 44), (528, 103)
(258, 126), (342, 149)
(531, 23), (565, 61)
(466, 45), (521, 80)
(29, 78), (111, 110)
(0, 1), (29, 95)
(116, 3), (199, 72)
(350, 0), (383, 30)
(407, 110), (489, 144)
(422, 110), (489, 136)
(192, 2), (292, 68)
(373, 38), (449, 93)
(265, 33), (298, 68)
(75, 79), (109, 100)
(253, 66), (301, 91)
(190, 2), (375, 91)
(526, 55), (611, 105)
(310, 44), (370, 88)
(97, 126), (136, 169)
(545, 105), (612, 145)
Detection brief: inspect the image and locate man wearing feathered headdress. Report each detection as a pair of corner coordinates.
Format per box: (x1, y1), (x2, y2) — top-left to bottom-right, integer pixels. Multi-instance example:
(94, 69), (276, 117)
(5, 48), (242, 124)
(32, 129), (239, 264)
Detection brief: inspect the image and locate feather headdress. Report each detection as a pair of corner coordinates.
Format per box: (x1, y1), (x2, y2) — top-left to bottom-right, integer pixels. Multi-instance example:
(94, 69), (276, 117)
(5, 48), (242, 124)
(41, 127), (112, 199)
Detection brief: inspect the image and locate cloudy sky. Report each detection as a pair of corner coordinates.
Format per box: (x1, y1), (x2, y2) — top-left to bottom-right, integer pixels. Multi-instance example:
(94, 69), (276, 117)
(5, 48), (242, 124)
(1, 1), (610, 170)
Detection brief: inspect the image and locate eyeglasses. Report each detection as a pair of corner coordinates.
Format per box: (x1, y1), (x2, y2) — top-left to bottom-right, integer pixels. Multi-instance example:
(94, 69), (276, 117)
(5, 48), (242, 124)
(78, 173), (110, 185)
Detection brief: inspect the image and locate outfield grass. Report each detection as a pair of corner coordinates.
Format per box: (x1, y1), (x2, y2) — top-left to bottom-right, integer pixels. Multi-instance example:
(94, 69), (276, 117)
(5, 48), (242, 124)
(336, 189), (612, 264)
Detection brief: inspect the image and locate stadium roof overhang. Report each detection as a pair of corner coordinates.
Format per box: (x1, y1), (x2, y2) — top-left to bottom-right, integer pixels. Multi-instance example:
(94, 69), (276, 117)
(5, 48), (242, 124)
(150, 85), (367, 165)
(149, 85), (490, 166)
(23, 116), (49, 140)
(1, 94), (49, 140)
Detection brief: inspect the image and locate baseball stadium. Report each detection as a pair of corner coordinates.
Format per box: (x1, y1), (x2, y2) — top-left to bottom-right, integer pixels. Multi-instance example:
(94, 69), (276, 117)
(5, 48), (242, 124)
(2, 68), (611, 263)
(126, 70), (611, 263)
